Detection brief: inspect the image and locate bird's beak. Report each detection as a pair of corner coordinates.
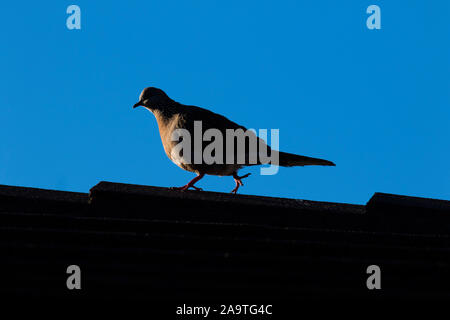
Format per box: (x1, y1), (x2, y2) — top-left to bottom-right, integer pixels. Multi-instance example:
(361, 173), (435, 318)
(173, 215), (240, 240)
(133, 101), (143, 109)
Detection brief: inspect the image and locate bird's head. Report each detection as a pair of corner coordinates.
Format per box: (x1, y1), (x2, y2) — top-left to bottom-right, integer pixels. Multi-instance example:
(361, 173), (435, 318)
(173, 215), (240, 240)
(133, 87), (170, 109)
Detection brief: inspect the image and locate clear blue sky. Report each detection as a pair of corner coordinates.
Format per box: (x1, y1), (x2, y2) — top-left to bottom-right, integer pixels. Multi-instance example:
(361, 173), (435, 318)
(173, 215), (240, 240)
(1, 1), (449, 204)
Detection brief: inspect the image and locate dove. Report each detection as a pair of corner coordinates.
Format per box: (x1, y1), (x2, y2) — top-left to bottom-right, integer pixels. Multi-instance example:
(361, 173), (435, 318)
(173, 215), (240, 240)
(133, 87), (335, 193)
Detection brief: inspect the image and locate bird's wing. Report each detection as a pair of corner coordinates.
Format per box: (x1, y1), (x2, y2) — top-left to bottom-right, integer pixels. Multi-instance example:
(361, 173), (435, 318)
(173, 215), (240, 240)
(180, 104), (246, 132)
(177, 104), (270, 166)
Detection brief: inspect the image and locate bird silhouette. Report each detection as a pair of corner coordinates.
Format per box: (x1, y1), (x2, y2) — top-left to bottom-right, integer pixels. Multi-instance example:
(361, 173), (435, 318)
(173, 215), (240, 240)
(133, 87), (335, 193)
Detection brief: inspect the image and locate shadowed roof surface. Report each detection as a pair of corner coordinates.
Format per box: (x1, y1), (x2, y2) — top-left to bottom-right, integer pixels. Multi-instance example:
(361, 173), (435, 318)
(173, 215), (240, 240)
(1, 182), (450, 303)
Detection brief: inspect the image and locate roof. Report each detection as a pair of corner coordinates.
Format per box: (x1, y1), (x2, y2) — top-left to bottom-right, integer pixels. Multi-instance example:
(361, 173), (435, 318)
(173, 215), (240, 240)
(1, 181), (450, 303)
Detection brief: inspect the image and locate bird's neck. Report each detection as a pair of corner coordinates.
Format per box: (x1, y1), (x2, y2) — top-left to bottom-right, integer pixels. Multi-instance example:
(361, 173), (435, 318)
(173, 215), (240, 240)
(145, 98), (179, 122)
(146, 95), (175, 111)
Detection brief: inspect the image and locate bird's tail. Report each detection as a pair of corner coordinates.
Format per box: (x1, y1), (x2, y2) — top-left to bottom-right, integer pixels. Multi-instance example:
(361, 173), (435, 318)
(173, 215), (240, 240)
(278, 151), (335, 167)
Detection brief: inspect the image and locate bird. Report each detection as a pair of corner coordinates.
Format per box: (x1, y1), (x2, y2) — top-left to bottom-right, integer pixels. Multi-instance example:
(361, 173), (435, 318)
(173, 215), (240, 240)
(133, 87), (335, 194)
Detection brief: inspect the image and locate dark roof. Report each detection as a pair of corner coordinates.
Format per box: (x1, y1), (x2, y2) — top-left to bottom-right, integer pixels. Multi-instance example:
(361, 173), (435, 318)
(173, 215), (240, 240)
(1, 182), (450, 303)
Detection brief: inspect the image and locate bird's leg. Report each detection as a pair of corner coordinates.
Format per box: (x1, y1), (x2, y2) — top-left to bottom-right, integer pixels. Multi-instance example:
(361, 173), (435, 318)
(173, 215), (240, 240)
(172, 173), (205, 191)
(230, 173), (251, 194)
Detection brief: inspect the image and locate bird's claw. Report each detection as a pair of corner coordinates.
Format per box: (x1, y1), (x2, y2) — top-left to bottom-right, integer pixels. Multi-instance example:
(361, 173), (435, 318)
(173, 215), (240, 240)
(170, 185), (203, 192)
(170, 174), (205, 192)
(230, 173), (251, 194)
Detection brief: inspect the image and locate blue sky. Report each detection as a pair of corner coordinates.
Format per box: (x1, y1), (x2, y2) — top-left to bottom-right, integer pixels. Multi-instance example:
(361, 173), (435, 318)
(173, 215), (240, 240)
(1, 1), (449, 204)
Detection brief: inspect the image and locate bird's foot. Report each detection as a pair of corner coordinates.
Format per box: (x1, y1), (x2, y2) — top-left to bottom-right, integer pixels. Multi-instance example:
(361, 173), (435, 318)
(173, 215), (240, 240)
(171, 173), (205, 192)
(230, 173), (251, 194)
(171, 185), (203, 192)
